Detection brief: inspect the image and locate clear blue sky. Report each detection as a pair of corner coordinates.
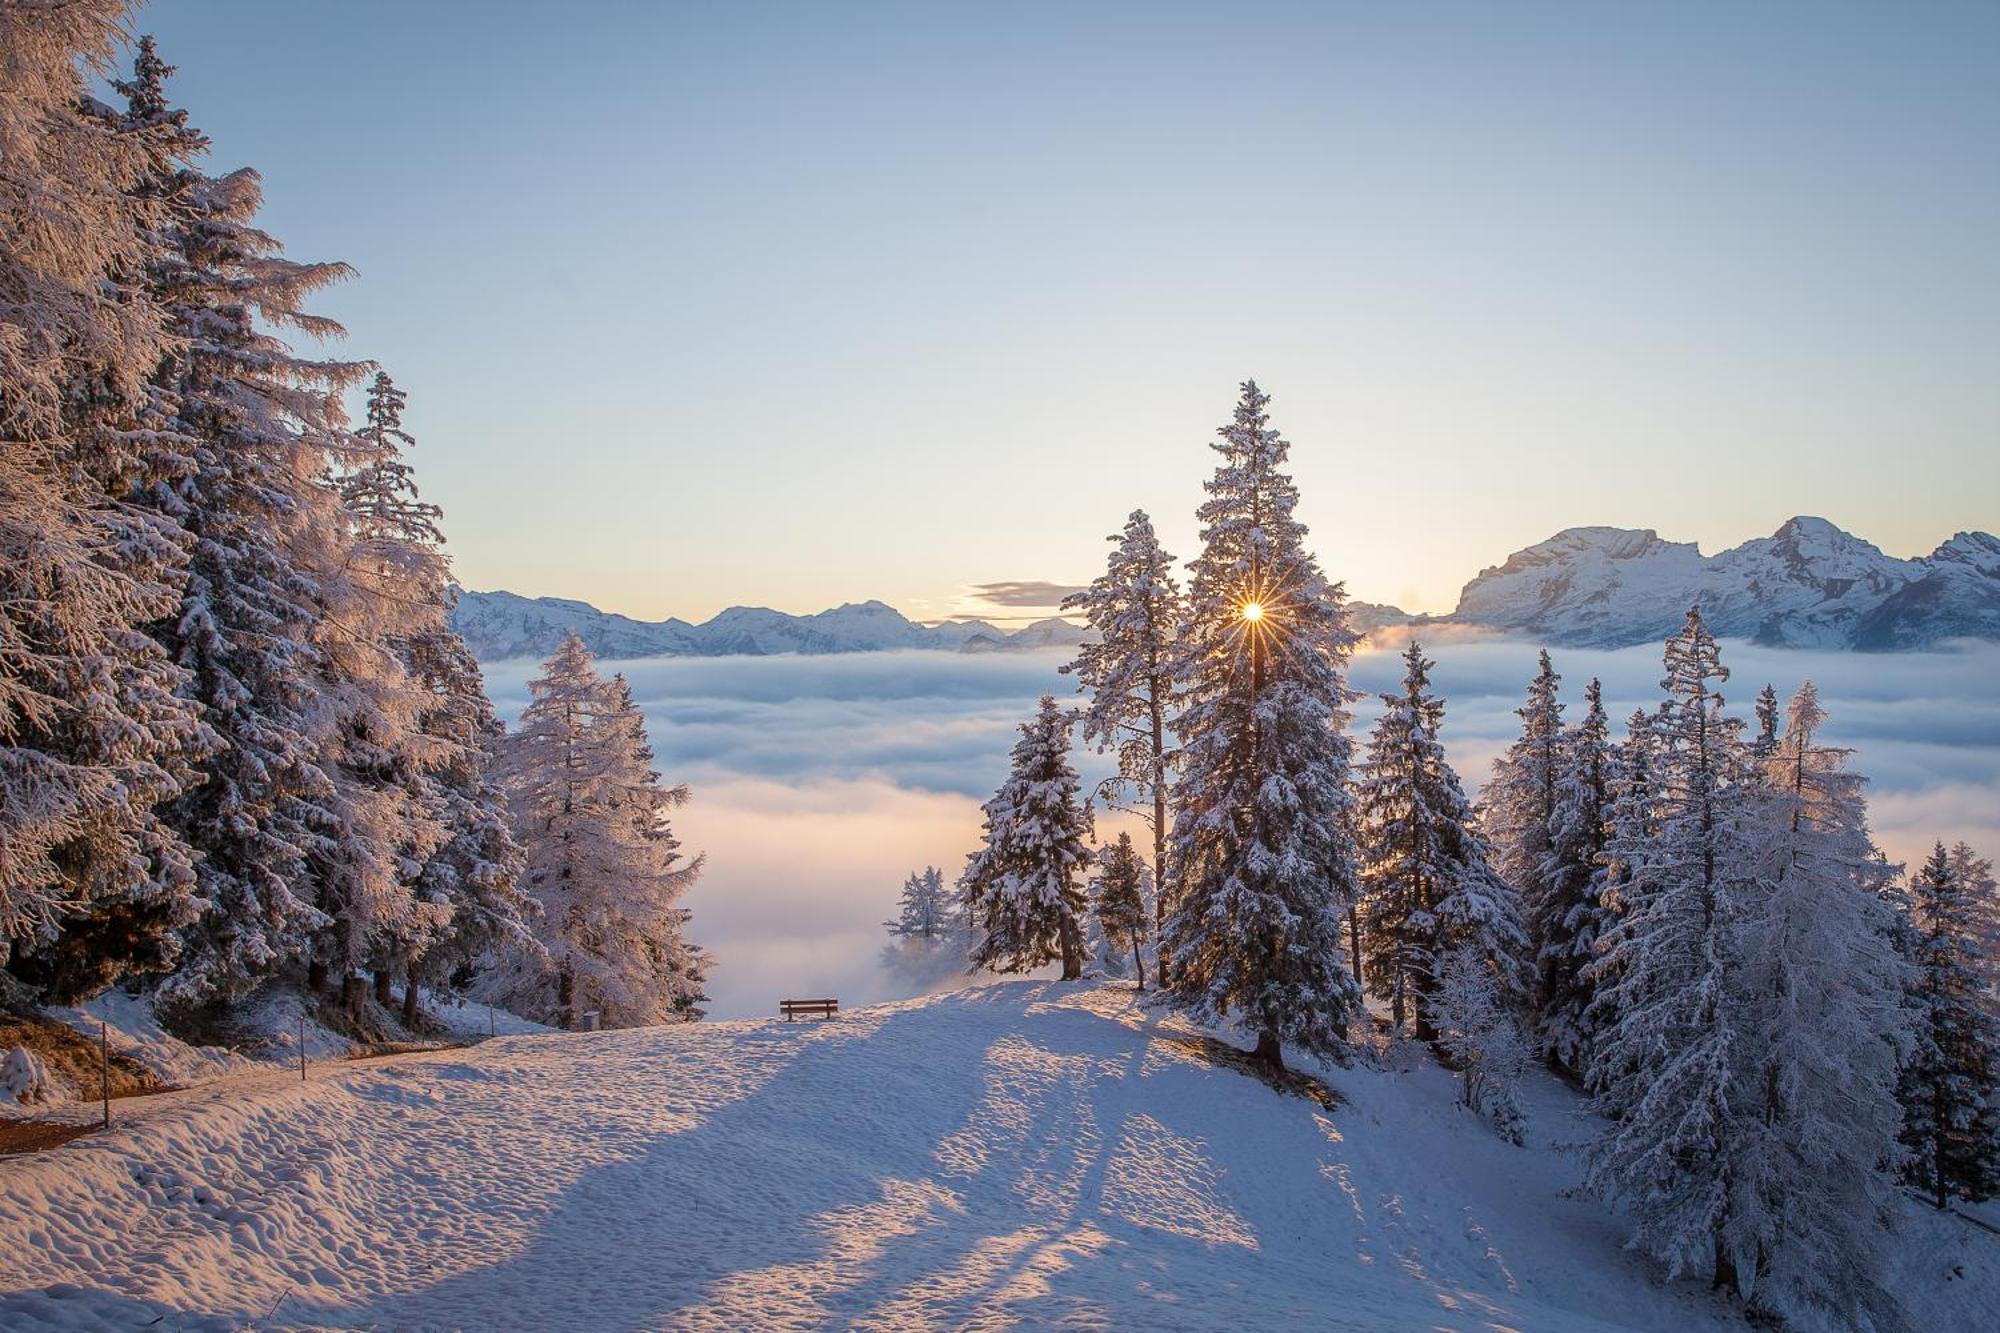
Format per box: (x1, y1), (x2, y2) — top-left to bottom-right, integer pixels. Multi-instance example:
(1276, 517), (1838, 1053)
(131, 0), (1999, 621)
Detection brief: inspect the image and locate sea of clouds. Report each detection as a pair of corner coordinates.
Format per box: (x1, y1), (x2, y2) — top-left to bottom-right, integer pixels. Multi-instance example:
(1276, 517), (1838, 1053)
(483, 637), (2000, 1020)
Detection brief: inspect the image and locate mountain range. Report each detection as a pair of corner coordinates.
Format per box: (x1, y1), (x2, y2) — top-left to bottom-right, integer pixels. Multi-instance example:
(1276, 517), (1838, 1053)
(448, 590), (1092, 661)
(451, 516), (2000, 660)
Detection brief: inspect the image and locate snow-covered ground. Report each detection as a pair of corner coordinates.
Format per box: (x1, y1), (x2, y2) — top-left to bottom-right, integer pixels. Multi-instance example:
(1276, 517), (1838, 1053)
(1, 981), (1991, 1330)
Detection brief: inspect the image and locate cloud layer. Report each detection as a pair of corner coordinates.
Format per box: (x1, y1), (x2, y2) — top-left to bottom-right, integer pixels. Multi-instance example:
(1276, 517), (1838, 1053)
(484, 640), (2000, 1019)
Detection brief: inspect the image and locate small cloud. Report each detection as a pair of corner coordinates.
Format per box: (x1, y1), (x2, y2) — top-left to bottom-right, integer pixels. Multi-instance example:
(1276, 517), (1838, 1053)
(965, 580), (1088, 608)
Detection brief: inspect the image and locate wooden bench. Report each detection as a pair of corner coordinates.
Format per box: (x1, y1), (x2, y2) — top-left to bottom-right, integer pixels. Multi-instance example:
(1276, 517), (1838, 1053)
(780, 998), (838, 1021)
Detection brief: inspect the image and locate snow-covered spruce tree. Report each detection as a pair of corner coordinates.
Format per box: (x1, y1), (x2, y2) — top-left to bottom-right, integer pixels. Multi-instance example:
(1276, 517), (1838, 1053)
(1158, 382), (1361, 1070)
(1062, 509), (1183, 987)
(1725, 682), (1910, 1322)
(886, 866), (953, 941)
(113, 54), (380, 1006)
(406, 640), (532, 1021)
(594, 673), (708, 1019)
(1898, 841), (2000, 1210)
(1582, 705), (1663, 1103)
(1356, 642), (1527, 1040)
(0, 11), (212, 997)
(1751, 683), (1780, 761)
(1433, 943), (1529, 1145)
(342, 371), (530, 1021)
(962, 695), (1092, 979)
(1584, 608), (1757, 1297)
(491, 637), (708, 1027)
(1535, 676), (1617, 1075)
(1951, 842), (2000, 1024)
(321, 368), (459, 1006)
(880, 865), (971, 988)
(1092, 832), (1153, 988)
(1482, 649), (1563, 929)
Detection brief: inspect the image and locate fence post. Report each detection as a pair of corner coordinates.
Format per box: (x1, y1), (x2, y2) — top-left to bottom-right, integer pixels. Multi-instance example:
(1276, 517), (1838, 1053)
(487, 1003), (495, 1038)
(298, 1012), (307, 1083)
(100, 1021), (110, 1130)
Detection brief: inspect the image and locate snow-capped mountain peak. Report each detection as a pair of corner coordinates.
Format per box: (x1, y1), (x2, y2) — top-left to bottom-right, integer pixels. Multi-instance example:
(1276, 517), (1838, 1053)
(1445, 516), (1999, 649)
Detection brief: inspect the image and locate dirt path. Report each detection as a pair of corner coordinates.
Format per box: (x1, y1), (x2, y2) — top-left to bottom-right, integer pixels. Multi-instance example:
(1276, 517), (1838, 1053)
(0, 1035), (516, 1160)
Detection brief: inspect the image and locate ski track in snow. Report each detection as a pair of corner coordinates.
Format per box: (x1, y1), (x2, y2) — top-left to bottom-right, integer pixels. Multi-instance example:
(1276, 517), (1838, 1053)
(0, 982), (1987, 1331)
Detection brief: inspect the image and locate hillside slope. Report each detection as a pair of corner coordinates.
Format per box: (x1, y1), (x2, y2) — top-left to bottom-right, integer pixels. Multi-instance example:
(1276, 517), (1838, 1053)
(1, 983), (1988, 1330)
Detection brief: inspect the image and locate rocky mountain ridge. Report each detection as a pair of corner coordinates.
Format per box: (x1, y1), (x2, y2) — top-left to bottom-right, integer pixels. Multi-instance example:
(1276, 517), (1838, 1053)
(451, 517), (1998, 660)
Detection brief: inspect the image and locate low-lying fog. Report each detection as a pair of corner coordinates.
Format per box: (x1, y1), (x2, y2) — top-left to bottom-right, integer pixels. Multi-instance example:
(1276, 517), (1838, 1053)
(483, 637), (2000, 1020)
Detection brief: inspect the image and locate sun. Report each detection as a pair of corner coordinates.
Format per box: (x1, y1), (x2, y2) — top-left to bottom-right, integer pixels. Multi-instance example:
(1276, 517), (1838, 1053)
(1240, 600), (1265, 623)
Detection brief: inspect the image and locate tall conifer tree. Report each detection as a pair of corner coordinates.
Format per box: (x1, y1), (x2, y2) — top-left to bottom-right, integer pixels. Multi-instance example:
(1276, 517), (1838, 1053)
(1535, 677), (1616, 1073)
(1158, 382), (1361, 1069)
(1356, 642), (1526, 1039)
(1726, 683), (1909, 1320)
(1483, 650), (1564, 918)
(1062, 509), (1182, 986)
(962, 696), (1092, 980)
(491, 636), (707, 1027)
(1585, 608), (1756, 1295)
(1898, 842), (2000, 1210)
(0, 12), (209, 995)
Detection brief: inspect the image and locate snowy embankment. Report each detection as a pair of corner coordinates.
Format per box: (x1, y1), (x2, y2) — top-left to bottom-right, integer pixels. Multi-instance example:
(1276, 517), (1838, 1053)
(15, 985), (554, 1109)
(0, 982), (1990, 1331)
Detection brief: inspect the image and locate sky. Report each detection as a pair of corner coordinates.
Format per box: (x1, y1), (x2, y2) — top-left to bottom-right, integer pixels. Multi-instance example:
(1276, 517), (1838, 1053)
(484, 637), (2000, 1019)
(131, 0), (1999, 622)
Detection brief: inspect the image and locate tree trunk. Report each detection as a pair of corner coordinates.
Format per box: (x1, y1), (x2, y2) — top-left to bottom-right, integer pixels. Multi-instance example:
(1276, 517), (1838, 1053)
(401, 966), (420, 1029)
(341, 973), (368, 1012)
(1131, 937), (1145, 991)
(1251, 1027), (1284, 1071)
(1152, 734), (1170, 992)
(307, 958), (329, 995)
(373, 967), (393, 1006)
(557, 961), (575, 1031)
(1347, 905), (1363, 986)
(1711, 1235), (1740, 1297)
(1059, 918), (1083, 980)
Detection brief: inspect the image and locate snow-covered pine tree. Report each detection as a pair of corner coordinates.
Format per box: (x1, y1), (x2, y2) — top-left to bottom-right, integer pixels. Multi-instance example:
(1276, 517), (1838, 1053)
(1751, 683), (1780, 760)
(0, 12), (212, 998)
(1898, 841), (2000, 1210)
(340, 371), (530, 1021)
(1092, 832), (1152, 988)
(880, 865), (972, 988)
(1482, 649), (1563, 928)
(490, 637), (708, 1027)
(320, 368), (462, 1007)
(1584, 706), (1662, 1092)
(1062, 509), (1183, 987)
(1725, 682), (1910, 1323)
(886, 866), (953, 941)
(1356, 642), (1527, 1040)
(962, 695), (1092, 979)
(1584, 608), (1756, 1296)
(1950, 842), (2000, 1024)
(1433, 943), (1529, 1144)
(1535, 676), (1616, 1075)
(1158, 382), (1361, 1070)
(117, 54), (376, 1006)
(406, 641), (532, 1021)
(592, 672), (708, 1020)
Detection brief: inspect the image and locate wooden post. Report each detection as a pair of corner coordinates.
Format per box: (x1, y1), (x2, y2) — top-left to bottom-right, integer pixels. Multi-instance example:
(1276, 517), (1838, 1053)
(100, 1021), (111, 1130)
(298, 1012), (307, 1083)
(487, 1003), (495, 1038)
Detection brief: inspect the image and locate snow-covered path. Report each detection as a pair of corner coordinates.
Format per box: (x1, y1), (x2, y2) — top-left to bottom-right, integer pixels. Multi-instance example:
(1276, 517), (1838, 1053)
(0, 982), (1984, 1330)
